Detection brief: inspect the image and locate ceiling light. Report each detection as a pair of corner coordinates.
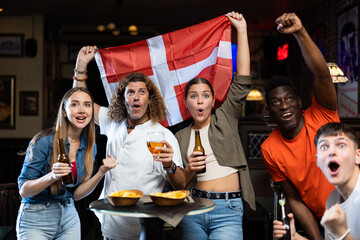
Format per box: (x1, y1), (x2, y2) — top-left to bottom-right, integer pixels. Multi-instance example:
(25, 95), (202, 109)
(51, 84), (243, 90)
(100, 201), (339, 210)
(128, 25), (138, 36)
(112, 29), (121, 36)
(246, 89), (264, 101)
(107, 22), (116, 31)
(97, 25), (106, 32)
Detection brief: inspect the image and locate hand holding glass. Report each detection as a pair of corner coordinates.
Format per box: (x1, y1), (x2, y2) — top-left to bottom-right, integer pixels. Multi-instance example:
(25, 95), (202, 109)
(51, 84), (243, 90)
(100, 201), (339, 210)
(146, 131), (164, 174)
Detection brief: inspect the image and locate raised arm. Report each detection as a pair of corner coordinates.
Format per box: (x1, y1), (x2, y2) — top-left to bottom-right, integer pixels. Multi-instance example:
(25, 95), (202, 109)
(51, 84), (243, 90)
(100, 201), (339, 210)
(226, 12), (250, 75)
(220, 12), (252, 119)
(72, 46), (101, 124)
(276, 13), (337, 111)
(281, 180), (323, 240)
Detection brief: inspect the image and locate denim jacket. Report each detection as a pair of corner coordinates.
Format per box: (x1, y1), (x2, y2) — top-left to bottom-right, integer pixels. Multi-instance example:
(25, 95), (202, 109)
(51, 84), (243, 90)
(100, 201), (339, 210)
(18, 131), (96, 204)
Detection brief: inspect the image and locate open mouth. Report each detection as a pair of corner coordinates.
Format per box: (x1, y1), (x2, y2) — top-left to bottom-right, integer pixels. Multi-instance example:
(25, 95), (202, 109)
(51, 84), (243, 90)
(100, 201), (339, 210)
(132, 104), (141, 110)
(197, 108), (204, 114)
(281, 112), (293, 120)
(76, 116), (86, 121)
(328, 161), (340, 175)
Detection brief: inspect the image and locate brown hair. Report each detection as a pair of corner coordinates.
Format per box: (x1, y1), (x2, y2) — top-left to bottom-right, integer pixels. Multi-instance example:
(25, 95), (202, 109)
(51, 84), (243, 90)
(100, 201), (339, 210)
(315, 122), (359, 149)
(25, 87), (95, 195)
(184, 77), (214, 100)
(108, 72), (168, 123)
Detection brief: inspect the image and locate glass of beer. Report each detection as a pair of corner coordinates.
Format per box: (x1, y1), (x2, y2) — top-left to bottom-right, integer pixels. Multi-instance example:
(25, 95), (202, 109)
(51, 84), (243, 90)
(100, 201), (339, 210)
(146, 131), (164, 174)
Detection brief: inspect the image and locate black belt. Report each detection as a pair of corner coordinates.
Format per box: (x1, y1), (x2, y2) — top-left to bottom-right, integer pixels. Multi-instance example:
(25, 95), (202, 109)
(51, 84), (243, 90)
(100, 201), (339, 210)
(191, 187), (242, 200)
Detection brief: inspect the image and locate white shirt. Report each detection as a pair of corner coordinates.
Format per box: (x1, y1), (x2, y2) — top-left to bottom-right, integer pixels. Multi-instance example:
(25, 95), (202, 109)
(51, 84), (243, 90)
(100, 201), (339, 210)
(325, 173), (360, 240)
(97, 107), (183, 240)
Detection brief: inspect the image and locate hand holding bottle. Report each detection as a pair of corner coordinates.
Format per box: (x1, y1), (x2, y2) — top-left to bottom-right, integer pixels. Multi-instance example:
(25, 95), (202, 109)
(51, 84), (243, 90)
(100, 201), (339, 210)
(189, 130), (206, 173)
(51, 162), (72, 181)
(273, 213), (297, 240)
(57, 138), (74, 185)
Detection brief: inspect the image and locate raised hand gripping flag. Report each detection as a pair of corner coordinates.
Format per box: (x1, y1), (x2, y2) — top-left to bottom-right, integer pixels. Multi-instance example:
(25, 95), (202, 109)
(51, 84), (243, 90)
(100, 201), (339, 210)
(95, 15), (233, 127)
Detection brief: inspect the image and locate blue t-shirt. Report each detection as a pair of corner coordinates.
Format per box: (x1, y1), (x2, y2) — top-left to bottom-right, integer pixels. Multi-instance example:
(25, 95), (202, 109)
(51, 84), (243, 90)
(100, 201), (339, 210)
(18, 131), (97, 204)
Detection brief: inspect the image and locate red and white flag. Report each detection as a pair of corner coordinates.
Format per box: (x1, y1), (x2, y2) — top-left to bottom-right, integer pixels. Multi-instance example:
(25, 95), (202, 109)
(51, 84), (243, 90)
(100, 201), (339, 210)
(95, 15), (233, 127)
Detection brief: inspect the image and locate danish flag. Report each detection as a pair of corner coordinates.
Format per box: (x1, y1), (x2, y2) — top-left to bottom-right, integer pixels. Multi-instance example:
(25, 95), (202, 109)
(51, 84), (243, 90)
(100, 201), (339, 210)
(95, 15), (233, 127)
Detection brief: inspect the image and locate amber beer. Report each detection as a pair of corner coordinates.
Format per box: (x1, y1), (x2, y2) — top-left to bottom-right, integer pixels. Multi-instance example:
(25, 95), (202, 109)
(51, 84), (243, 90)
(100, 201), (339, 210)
(194, 130), (206, 173)
(57, 138), (74, 185)
(147, 142), (163, 154)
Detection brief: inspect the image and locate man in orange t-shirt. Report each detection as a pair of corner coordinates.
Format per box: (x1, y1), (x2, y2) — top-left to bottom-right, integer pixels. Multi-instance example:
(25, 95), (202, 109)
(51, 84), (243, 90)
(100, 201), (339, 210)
(262, 97), (338, 218)
(261, 13), (339, 240)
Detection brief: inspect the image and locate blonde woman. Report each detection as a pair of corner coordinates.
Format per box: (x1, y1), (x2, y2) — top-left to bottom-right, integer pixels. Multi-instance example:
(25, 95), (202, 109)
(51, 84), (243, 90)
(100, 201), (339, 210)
(16, 87), (116, 240)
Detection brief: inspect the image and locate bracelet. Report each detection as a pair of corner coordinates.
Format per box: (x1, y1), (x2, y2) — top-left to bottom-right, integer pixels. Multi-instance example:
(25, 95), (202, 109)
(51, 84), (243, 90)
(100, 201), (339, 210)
(336, 229), (350, 240)
(74, 69), (87, 74)
(73, 75), (88, 81)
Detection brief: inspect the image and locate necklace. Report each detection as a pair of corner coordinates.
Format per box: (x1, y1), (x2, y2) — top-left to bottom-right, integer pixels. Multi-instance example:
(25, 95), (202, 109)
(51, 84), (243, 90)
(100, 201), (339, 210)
(126, 123), (136, 129)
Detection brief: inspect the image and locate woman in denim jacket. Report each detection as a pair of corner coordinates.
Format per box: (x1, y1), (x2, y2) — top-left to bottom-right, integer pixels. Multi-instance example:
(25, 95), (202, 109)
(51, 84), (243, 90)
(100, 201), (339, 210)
(16, 87), (116, 240)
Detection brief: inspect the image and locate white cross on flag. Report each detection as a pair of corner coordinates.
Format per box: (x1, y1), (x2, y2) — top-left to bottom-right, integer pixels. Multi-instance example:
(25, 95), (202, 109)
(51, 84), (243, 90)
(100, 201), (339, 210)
(95, 15), (233, 127)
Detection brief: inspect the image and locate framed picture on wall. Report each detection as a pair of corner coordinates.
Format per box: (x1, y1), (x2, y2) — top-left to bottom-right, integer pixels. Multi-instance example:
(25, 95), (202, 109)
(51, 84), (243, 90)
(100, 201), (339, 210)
(20, 91), (38, 116)
(336, 4), (359, 117)
(0, 76), (16, 129)
(0, 34), (24, 57)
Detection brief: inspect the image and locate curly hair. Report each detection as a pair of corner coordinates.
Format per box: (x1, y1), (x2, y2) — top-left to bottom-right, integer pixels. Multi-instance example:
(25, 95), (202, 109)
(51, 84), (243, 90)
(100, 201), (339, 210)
(108, 72), (168, 123)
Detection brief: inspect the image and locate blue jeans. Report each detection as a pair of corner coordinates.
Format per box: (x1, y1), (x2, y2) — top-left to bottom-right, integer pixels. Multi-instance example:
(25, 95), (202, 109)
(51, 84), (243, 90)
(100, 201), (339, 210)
(16, 198), (80, 240)
(180, 196), (243, 240)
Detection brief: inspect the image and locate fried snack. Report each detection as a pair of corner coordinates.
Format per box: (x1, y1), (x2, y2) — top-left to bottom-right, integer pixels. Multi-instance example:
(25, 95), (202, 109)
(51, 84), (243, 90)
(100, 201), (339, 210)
(150, 190), (187, 199)
(109, 190), (142, 198)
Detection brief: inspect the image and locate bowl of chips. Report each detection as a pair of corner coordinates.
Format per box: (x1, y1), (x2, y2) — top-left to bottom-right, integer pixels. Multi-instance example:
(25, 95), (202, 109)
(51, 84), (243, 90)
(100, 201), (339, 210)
(107, 190), (143, 207)
(149, 190), (190, 206)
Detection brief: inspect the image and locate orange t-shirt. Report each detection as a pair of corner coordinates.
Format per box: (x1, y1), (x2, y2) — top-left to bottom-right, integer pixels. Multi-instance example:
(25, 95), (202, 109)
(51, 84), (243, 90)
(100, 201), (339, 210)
(261, 97), (339, 219)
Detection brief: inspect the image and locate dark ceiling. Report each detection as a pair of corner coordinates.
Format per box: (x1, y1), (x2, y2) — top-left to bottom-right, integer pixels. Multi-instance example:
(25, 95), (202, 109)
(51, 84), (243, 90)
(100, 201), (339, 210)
(2, 0), (327, 34)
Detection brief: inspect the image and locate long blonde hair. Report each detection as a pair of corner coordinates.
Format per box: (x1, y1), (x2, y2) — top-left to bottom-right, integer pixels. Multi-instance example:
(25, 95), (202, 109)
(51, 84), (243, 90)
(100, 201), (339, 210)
(26, 87), (96, 195)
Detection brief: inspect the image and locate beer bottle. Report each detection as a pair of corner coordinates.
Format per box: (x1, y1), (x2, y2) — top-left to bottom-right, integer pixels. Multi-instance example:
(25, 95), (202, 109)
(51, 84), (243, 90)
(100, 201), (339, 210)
(278, 192), (291, 240)
(57, 138), (74, 185)
(193, 130), (206, 173)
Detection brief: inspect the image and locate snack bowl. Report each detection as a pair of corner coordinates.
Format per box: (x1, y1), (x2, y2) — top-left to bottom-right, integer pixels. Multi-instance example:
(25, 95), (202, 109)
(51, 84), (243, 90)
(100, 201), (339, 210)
(149, 190), (190, 206)
(107, 190), (143, 207)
